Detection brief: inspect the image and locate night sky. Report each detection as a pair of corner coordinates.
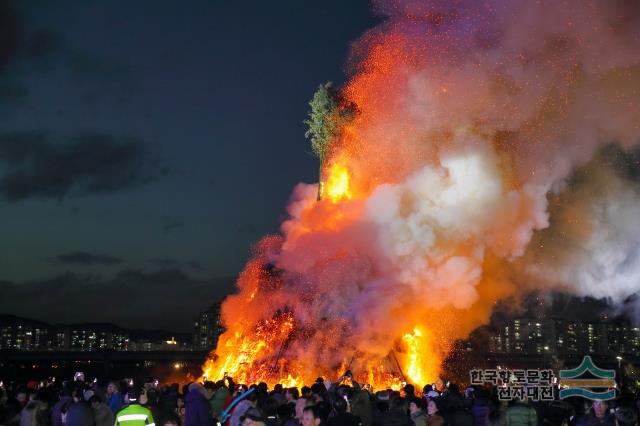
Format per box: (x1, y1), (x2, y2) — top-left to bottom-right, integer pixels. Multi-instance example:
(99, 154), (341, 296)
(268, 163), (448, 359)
(0, 0), (380, 332)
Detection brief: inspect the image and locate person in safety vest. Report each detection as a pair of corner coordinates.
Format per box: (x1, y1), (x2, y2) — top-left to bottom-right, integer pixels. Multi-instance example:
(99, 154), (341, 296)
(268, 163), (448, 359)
(114, 387), (156, 426)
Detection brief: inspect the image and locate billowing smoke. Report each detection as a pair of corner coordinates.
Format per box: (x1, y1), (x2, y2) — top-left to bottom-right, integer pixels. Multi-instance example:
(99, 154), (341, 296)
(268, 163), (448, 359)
(203, 0), (640, 386)
(521, 147), (640, 313)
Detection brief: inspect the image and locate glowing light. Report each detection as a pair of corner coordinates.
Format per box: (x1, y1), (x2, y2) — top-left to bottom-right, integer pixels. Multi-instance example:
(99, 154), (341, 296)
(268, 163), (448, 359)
(401, 327), (438, 387)
(325, 163), (352, 202)
(201, 311), (415, 389)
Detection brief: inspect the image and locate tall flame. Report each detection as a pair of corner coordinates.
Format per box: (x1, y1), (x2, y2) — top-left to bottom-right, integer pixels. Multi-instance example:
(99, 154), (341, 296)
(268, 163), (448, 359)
(324, 162), (352, 203)
(401, 327), (440, 388)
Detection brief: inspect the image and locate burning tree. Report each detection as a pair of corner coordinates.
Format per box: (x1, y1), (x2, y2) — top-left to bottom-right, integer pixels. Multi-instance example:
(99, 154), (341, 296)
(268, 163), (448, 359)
(304, 82), (357, 200)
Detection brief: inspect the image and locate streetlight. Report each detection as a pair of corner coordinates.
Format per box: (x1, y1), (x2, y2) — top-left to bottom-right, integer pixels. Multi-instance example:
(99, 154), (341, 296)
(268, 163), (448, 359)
(616, 356), (623, 369)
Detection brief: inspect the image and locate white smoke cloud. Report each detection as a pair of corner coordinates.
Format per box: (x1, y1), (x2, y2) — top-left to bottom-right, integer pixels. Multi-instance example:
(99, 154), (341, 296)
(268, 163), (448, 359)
(576, 191), (640, 302)
(365, 134), (540, 310)
(524, 165), (640, 307)
(349, 0), (640, 308)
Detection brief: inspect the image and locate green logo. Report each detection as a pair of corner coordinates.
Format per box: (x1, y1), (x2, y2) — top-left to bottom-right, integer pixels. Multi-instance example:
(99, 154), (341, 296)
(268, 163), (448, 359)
(559, 356), (616, 400)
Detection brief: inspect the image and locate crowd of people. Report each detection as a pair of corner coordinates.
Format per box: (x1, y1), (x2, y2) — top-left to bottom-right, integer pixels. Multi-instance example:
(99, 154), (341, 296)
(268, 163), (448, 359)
(0, 372), (638, 426)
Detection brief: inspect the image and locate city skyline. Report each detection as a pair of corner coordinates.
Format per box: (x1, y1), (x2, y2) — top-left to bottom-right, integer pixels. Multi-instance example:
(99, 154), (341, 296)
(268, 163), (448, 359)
(0, 302), (224, 351)
(1, 295), (636, 357)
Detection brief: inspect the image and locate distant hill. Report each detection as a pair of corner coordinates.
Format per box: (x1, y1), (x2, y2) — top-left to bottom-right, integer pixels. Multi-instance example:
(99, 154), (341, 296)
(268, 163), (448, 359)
(0, 314), (49, 327)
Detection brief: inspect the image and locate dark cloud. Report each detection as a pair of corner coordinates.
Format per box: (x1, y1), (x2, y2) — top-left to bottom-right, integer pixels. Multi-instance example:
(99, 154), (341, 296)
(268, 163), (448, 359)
(67, 49), (137, 107)
(148, 258), (205, 273)
(0, 1), (23, 74)
(0, 1), (134, 105)
(0, 2), (66, 101)
(0, 0), (27, 101)
(0, 131), (157, 202)
(24, 30), (64, 61)
(0, 83), (27, 100)
(148, 258), (180, 269)
(162, 219), (184, 234)
(0, 269), (234, 331)
(56, 251), (123, 266)
(186, 260), (204, 272)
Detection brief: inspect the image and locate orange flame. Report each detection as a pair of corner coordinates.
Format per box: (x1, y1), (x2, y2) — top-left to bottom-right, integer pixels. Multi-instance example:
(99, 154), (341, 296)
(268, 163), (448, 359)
(202, 325), (439, 390)
(324, 162), (352, 203)
(200, 239), (442, 389)
(400, 327), (440, 388)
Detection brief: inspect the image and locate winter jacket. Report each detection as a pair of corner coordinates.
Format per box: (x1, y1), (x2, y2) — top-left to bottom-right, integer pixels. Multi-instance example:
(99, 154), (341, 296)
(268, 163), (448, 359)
(93, 402), (115, 426)
(52, 396), (74, 426)
(449, 409), (474, 426)
(372, 408), (411, 426)
(350, 389), (372, 426)
(409, 411), (426, 426)
(424, 415), (444, 426)
(230, 399), (253, 426)
(575, 413), (616, 426)
(471, 400), (490, 426)
(66, 402), (94, 426)
(185, 387), (215, 426)
(505, 403), (537, 426)
(115, 403), (155, 426)
(329, 413), (363, 426)
(108, 393), (124, 414)
(210, 387), (230, 419)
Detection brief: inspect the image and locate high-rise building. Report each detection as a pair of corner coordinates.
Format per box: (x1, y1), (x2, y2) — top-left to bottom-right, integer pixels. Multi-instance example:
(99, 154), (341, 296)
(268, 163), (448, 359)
(54, 327), (69, 350)
(0, 316), (52, 350)
(112, 332), (129, 351)
(489, 317), (638, 356)
(193, 302), (224, 351)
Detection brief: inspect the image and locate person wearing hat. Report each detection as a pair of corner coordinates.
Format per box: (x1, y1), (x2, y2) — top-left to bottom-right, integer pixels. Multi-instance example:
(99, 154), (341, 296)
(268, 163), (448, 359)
(115, 388), (156, 426)
(241, 407), (267, 426)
